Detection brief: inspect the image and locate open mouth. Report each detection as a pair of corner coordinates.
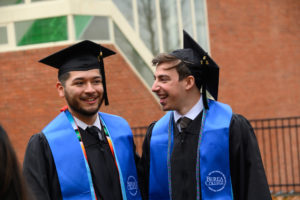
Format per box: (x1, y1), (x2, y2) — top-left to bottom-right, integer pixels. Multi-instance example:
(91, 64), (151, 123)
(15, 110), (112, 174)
(158, 94), (168, 105)
(82, 97), (98, 104)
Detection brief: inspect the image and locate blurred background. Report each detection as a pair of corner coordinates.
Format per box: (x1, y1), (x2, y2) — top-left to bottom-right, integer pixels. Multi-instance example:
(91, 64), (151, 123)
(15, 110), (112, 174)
(0, 0), (299, 198)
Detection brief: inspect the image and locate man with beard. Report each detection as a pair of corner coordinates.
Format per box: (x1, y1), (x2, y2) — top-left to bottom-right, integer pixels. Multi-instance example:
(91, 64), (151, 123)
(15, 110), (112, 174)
(138, 31), (271, 200)
(23, 40), (141, 200)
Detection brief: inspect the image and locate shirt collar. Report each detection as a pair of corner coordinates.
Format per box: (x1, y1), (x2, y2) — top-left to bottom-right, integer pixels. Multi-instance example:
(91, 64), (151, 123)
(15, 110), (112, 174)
(73, 114), (102, 130)
(173, 96), (203, 123)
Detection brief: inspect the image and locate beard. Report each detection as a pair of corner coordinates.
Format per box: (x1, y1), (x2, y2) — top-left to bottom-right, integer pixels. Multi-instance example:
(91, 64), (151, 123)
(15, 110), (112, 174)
(64, 91), (103, 117)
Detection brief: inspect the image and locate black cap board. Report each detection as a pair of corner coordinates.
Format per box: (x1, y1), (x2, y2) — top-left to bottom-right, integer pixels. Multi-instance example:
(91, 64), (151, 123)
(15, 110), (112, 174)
(39, 40), (116, 106)
(170, 30), (219, 109)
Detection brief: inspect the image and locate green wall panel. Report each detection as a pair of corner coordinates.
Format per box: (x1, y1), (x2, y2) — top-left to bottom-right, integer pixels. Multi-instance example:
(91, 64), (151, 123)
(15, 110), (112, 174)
(17, 16), (67, 46)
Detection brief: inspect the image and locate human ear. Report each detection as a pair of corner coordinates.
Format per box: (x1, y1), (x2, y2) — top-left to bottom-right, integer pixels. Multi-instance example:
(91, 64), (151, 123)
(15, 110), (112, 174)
(56, 82), (65, 98)
(185, 75), (195, 90)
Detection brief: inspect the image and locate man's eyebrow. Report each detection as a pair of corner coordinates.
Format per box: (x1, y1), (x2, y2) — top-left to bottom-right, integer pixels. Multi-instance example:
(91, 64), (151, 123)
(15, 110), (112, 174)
(164, 65), (177, 70)
(72, 77), (84, 82)
(157, 74), (170, 79)
(72, 76), (102, 81)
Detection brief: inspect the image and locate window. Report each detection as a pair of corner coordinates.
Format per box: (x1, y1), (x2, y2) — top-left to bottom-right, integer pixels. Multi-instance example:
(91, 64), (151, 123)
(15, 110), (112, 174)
(15, 16), (67, 46)
(160, 0), (180, 52)
(114, 23), (154, 87)
(112, 0), (134, 28)
(195, 0), (209, 51)
(0, 0), (24, 7)
(181, 0), (193, 37)
(0, 26), (8, 45)
(31, 0), (55, 2)
(138, 0), (159, 55)
(74, 15), (110, 41)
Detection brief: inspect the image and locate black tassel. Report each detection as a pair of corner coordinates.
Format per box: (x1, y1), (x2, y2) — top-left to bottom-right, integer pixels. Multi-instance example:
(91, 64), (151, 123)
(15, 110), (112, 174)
(202, 84), (209, 109)
(98, 51), (109, 106)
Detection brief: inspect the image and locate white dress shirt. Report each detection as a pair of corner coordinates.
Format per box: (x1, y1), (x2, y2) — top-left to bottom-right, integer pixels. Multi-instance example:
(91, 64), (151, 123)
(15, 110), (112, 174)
(74, 114), (102, 131)
(173, 96), (203, 131)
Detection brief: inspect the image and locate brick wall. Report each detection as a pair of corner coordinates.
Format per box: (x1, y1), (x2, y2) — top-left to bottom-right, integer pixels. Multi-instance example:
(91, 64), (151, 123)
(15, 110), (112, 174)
(207, 0), (300, 120)
(207, 0), (300, 194)
(1, 0), (299, 172)
(0, 44), (164, 162)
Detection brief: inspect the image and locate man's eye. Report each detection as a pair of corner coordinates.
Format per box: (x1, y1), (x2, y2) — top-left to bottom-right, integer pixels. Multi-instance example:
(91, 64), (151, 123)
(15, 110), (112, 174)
(74, 82), (83, 85)
(93, 80), (102, 84)
(158, 76), (169, 82)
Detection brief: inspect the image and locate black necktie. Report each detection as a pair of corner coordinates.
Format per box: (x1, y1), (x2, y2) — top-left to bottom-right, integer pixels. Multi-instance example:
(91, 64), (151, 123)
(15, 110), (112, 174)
(177, 117), (192, 144)
(177, 117), (192, 131)
(86, 126), (104, 141)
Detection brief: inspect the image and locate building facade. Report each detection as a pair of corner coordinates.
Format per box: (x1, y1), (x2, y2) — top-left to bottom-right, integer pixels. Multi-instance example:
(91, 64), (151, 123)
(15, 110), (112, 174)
(0, 0), (299, 195)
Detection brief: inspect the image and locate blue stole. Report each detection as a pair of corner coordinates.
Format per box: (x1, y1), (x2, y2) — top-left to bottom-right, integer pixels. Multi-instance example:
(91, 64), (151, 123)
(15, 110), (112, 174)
(149, 101), (233, 200)
(43, 112), (142, 200)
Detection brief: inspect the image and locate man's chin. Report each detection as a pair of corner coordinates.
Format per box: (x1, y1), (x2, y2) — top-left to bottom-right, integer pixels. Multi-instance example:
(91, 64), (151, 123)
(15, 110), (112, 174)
(82, 108), (100, 116)
(161, 105), (170, 111)
(82, 101), (102, 114)
(74, 105), (100, 116)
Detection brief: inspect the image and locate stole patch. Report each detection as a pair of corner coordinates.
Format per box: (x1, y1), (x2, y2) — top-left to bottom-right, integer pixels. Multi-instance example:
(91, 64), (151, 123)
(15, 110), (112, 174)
(205, 170), (227, 192)
(127, 175), (138, 196)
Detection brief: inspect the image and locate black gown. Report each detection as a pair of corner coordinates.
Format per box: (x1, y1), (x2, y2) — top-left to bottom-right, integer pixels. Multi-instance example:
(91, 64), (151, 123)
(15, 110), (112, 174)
(138, 113), (272, 200)
(23, 126), (137, 200)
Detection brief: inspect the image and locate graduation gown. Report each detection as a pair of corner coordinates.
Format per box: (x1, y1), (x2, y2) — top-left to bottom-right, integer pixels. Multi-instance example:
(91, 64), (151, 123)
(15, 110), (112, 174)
(138, 113), (271, 200)
(23, 126), (137, 200)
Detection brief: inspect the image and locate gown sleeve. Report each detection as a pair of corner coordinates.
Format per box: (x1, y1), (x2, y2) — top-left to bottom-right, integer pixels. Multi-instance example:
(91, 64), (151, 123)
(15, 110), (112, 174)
(229, 114), (272, 200)
(23, 133), (62, 200)
(138, 122), (155, 200)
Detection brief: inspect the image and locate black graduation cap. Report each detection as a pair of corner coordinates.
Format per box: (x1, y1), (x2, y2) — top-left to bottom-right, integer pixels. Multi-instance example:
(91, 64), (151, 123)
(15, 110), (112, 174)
(170, 30), (219, 109)
(39, 40), (116, 106)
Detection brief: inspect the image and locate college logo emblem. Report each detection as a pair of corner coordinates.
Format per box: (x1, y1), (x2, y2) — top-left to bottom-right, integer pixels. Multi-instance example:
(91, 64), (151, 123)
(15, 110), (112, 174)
(127, 176), (138, 196)
(205, 170), (226, 192)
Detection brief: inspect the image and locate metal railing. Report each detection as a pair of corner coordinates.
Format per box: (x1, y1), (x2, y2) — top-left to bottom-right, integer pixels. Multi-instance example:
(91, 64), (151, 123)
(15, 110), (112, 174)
(132, 126), (148, 156)
(132, 116), (300, 194)
(251, 116), (300, 194)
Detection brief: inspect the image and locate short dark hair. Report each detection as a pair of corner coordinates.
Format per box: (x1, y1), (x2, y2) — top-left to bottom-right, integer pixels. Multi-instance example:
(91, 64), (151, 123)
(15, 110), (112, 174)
(58, 72), (71, 87)
(152, 53), (192, 81)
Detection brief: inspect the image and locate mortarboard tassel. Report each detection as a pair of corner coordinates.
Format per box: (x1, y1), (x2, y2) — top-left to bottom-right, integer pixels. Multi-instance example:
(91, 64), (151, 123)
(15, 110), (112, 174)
(201, 55), (209, 110)
(202, 83), (209, 110)
(98, 51), (109, 105)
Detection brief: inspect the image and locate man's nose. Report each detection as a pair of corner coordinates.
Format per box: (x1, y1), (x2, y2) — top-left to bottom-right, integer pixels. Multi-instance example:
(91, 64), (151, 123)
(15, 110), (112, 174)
(84, 82), (96, 93)
(151, 81), (159, 92)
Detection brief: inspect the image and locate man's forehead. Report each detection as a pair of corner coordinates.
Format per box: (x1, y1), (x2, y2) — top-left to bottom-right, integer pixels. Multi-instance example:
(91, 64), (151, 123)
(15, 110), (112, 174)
(154, 63), (179, 78)
(69, 69), (102, 78)
(156, 60), (180, 71)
